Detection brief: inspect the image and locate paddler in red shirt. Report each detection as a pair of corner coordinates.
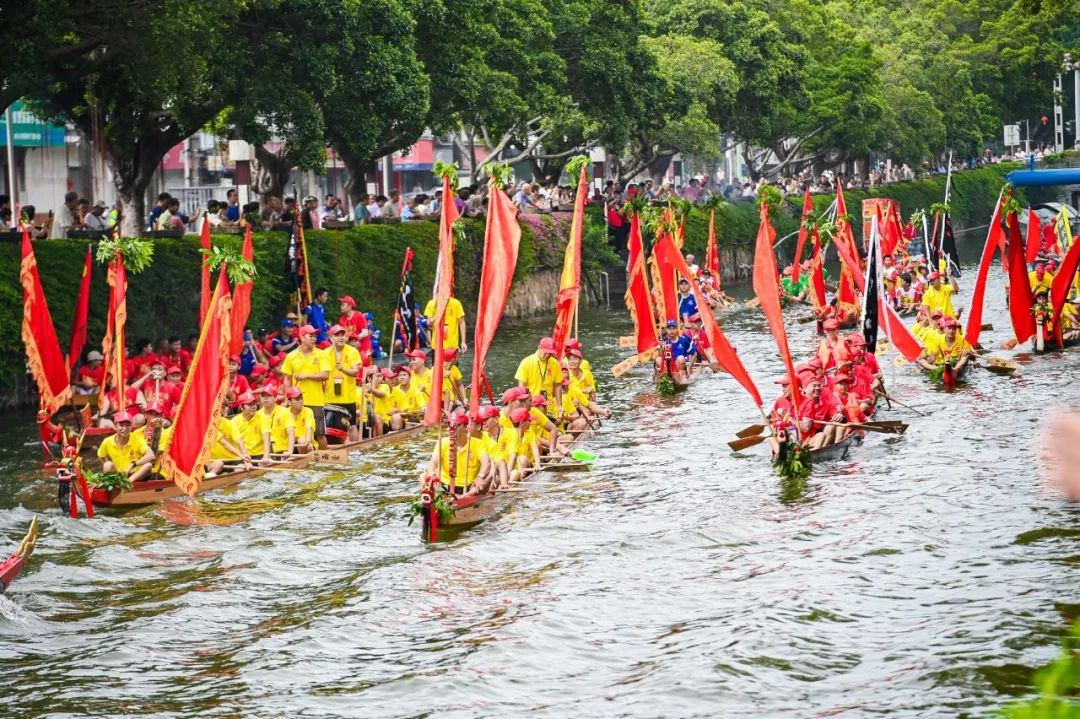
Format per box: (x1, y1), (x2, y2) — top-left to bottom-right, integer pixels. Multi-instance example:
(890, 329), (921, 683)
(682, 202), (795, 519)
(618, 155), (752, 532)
(845, 335), (883, 398)
(816, 318), (849, 369)
(224, 355), (251, 413)
(338, 295), (373, 356)
(769, 376), (799, 439)
(832, 371), (868, 424)
(796, 375), (846, 449)
(130, 338), (159, 378)
(76, 350), (106, 394)
(162, 336), (192, 376)
(163, 365), (185, 405)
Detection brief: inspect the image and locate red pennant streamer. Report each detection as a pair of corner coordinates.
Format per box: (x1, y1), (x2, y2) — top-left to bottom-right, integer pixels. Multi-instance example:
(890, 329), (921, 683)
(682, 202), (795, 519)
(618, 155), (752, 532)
(20, 230), (71, 414)
(425, 174), (461, 427)
(228, 224), (254, 354)
(1005, 211), (1036, 343)
(68, 245), (93, 371)
(791, 187), (813, 284)
(964, 194), (1004, 347)
(752, 205), (801, 407)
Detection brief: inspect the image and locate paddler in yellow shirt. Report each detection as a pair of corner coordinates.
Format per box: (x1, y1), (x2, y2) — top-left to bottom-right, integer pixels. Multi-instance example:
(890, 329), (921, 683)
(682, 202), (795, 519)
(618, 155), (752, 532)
(405, 349), (432, 404)
(325, 324), (363, 442)
(208, 401), (251, 475)
(1060, 297), (1080, 344)
(920, 271), (959, 318)
(477, 405), (513, 488)
(284, 386), (315, 453)
(258, 387), (293, 455)
(515, 337), (564, 406)
(423, 412), (489, 495)
(527, 394), (573, 455)
(229, 392), (271, 464)
(510, 407), (542, 472)
(565, 347), (607, 410)
(1029, 262), (1054, 295)
(133, 402), (173, 475)
(424, 295), (467, 351)
(917, 318), (972, 373)
(281, 324), (332, 448)
(388, 365), (424, 431)
(441, 348), (466, 411)
(369, 368), (396, 436)
(96, 410), (155, 482)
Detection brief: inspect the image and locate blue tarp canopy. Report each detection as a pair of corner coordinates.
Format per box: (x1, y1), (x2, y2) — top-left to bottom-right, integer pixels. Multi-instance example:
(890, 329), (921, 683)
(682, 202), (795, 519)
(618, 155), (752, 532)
(1005, 168), (1080, 187)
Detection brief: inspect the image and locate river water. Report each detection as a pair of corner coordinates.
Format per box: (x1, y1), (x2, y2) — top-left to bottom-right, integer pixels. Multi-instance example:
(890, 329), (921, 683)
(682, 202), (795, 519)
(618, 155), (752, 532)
(1, 248), (1077, 718)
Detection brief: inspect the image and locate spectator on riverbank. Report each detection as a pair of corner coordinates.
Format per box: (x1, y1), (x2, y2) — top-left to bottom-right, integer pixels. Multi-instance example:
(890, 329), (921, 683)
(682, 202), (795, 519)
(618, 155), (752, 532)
(83, 201), (110, 231)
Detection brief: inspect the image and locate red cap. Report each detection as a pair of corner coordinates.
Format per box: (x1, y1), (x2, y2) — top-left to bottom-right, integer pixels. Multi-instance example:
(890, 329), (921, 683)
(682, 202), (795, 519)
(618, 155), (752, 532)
(284, 386), (302, 400)
(773, 376), (792, 385)
(379, 367), (395, 379)
(688, 313), (701, 322)
(944, 318), (962, 328)
(565, 338), (582, 350)
(249, 364), (268, 377)
(166, 365), (182, 374)
(568, 348), (583, 358)
(150, 358), (166, 367)
(823, 318), (839, 330)
(144, 402), (166, 414)
(538, 337), (556, 351)
(112, 411), (133, 424)
(928, 271), (942, 280)
(442, 348), (459, 361)
(479, 405), (501, 420)
(237, 391), (257, 405)
(269, 353), (285, 367)
(328, 324), (346, 336)
(531, 395), (548, 407)
(501, 387), (523, 405)
(931, 309), (943, 319)
(229, 354), (241, 364)
(448, 412), (469, 426)
(338, 295), (356, 308)
(834, 373), (852, 383)
(807, 356), (823, 369)
(846, 334), (867, 346)
(395, 364), (411, 375)
(510, 407), (531, 423)
(405, 349), (427, 360)
(298, 324), (318, 336)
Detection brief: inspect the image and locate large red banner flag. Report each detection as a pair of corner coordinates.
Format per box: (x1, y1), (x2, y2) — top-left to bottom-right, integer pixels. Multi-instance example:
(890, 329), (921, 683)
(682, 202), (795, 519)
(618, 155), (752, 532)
(625, 214), (659, 355)
(425, 173), (461, 427)
(1025, 208), (1042, 265)
(654, 235), (762, 407)
(161, 268), (233, 497)
(229, 224), (255, 354)
(705, 208), (720, 279)
(552, 164), (587, 358)
(791, 187), (813, 283)
(199, 213), (212, 324)
(651, 235), (679, 324)
(834, 184), (861, 268)
(108, 254), (129, 411)
(808, 229), (828, 310)
(20, 230), (71, 414)
(1005, 210), (1036, 343)
(469, 179), (522, 416)
(1050, 228), (1080, 341)
(68, 244), (93, 371)
(964, 193), (1004, 348)
(752, 205), (801, 406)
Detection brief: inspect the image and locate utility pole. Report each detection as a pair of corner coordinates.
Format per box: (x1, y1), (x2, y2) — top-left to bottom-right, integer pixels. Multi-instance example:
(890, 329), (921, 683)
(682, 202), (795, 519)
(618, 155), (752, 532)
(4, 105), (15, 208)
(1054, 72), (1065, 152)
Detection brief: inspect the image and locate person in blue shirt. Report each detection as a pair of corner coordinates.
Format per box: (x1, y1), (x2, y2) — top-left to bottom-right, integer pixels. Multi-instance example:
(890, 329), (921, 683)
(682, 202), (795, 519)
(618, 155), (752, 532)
(224, 188), (240, 222)
(676, 278), (698, 323)
(272, 319), (300, 354)
(365, 313), (384, 359)
(305, 288), (330, 342)
(660, 320), (690, 375)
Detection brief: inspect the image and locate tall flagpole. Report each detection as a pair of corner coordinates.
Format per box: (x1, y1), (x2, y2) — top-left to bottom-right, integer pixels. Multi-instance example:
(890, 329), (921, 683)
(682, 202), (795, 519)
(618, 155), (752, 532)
(5, 106), (15, 208)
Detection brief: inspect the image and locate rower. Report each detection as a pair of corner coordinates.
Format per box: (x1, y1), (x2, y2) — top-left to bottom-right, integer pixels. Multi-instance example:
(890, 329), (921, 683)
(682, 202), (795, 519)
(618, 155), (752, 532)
(406, 349), (432, 403)
(796, 376), (846, 449)
(97, 411), (155, 483)
(258, 387), (293, 457)
(845, 335), (883, 397)
(423, 411), (487, 496)
(1029, 262), (1054, 295)
(208, 401), (249, 474)
(1033, 288), (1053, 347)
(917, 318), (972, 373)
(921, 271), (959, 318)
(511, 407), (542, 472)
(230, 392), (271, 465)
(563, 338), (592, 373)
(832, 372), (867, 424)
(441, 348), (466, 411)
(559, 378), (600, 430)
(515, 337), (564, 407)
(1061, 297), (1080, 344)
(566, 349), (610, 418)
(225, 354), (250, 413)
(284, 386), (316, 453)
(769, 376), (798, 440)
(326, 323), (362, 441)
(134, 401), (173, 476)
(477, 405), (512, 489)
(75, 350), (106, 395)
(388, 365), (422, 431)
(676, 278), (698, 323)
(369, 368), (396, 437)
(659, 320), (690, 378)
(817, 318), (849, 369)
(281, 324), (332, 448)
(247, 364), (270, 394)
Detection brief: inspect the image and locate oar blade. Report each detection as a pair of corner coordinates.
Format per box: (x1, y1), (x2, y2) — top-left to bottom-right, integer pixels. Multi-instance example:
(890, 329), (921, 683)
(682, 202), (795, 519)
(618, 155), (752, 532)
(728, 434), (768, 451)
(736, 423), (767, 438)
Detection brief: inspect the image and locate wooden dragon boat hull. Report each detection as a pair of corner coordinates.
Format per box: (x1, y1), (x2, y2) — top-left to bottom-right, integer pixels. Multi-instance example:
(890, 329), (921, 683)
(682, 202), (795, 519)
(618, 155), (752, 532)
(0, 516), (39, 594)
(313, 422), (428, 464)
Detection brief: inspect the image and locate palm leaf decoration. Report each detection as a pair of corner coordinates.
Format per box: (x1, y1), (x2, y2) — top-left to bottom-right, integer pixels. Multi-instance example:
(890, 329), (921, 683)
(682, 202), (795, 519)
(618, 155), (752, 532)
(202, 244), (256, 285)
(96, 237), (154, 273)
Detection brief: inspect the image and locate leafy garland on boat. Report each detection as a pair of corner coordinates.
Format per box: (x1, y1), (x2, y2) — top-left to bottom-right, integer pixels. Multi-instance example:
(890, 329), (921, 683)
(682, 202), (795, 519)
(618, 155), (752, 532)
(775, 442), (812, 481)
(84, 470), (133, 492)
(405, 485), (456, 525)
(656, 374), (677, 397)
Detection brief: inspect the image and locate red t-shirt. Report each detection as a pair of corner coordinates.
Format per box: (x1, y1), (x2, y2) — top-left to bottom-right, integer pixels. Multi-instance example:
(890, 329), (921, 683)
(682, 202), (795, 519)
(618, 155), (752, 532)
(107, 386), (143, 411)
(77, 364), (106, 387)
(799, 394), (840, 435)
(228, 374), (251, 404)
(131, 353), (159, 377)
(340, 311), (371, 354)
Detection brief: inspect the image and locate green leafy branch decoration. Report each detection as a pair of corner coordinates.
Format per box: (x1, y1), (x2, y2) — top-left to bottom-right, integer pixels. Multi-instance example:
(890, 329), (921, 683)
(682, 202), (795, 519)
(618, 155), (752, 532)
(202, 245), (257, 286)
(564, 154), (591, 179)
(96, 237), (154, 273)
(480, 161), (513, 190)
(433, 160), (459, 190)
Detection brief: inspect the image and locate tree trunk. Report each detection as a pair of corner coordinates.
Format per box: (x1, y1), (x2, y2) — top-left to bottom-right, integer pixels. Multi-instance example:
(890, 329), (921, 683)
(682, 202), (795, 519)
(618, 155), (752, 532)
(104, 133), (173, 237)
(335, 145), (371, 207)
(251, 144), (293, 204)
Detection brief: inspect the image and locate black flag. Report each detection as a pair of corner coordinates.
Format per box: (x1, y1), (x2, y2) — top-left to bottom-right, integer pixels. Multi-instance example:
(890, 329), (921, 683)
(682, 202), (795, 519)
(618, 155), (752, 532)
(942, 214), (961, 277)
(862, 217), (880, 348)
(396, 247), (419, 351)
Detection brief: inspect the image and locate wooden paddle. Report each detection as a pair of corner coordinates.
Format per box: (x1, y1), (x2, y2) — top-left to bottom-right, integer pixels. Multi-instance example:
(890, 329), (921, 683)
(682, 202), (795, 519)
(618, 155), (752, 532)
(728, 434), (769, 451)
(874, 390), (926, 417)
(797, 314), (818, 324)
(981, 323), (993, 331)
(745, 297), (762, 309)
(737, 418), (902, 440)
(818, 420), (907, 435)
(618, 335), (635, 348)
(973, 353), (1019, 374)
(736, 423), (766, 438)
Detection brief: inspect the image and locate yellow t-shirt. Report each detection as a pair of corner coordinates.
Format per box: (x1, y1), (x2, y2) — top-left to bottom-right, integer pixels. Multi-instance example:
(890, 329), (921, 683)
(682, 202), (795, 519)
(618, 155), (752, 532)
(134, 424), (173, 472)
(568, 367), (596, 394)
(1028, 271), (1053, 295)
(930, 335), (972, 362)
(529, 407), (552, 440)
(514, 352), (563, 399)
(97, 432), (150, 472)
(372, 382), (394, 420)
(495, 428), (518, 463)
(921, 284), (956, 318)
(561, 384), (591, 416)
(390, 385), (422, 414)
(324, 344), (362, 404)
(424, 297), (466, 349)
(281, 347), (332, 406)
(288, 406), (316, 444)
(411, 367), (432, 401)
(437, 435), (485, 488)
(210, 417), (243, 460)
(230, 412), (266, 457)
(517, 426), (538, 458)
(442, 364), (463, 401)
(261, 405), (293, 453)
(1061, 303), (1078, 330)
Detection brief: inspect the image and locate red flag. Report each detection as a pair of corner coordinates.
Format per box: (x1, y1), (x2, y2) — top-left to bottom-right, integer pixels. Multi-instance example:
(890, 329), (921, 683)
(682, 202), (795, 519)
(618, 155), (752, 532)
(67, 245), (93, 371)
(625, 214), (659, 355)
(964, 194), (1004, 347)
(424, 173), (461, 426)
(107, 255), (129, 411)
(20, 230), (71, 414)
(882, 205), (902, 258)
(552, 164), (587, 357)
(791, 187), (813, 283)
(654, 235), (761, 407)
(808, 230), (827, 310)
(878, 297), (923, 362)
(1005, 211), (1036, 343)
(1025, 209), (1042, 264)
(752, 205), (801, 406)
(834, 184), (861, 274)
(651, 236), (679, 324)
(469, 179), (522, 416)
(705, 209), (720, 280)
(199, 213), (212, 324)
(228, 224), (255, 354)
(160, 268), (232, 497)
(1050, 229), (1080, 338)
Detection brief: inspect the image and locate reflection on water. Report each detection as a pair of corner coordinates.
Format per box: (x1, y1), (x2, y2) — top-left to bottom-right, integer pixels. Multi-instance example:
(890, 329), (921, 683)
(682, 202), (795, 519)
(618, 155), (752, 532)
(0, 247), (1078, 717)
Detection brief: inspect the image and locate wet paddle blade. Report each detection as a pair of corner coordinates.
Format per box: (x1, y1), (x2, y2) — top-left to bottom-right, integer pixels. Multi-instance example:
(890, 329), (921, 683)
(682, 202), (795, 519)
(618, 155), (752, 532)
(611, 355), (640, 377)
(745, 297), (762, 309)
(618, 336), (635, 348)
(570, 449), (596, 462)
(980, 323), (993, 331)
(736, 423), (766, 438)
(728, 434), (768, 451)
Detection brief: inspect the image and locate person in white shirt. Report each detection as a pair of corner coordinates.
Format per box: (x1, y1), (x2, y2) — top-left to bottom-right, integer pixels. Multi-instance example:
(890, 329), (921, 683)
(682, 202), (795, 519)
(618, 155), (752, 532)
(366, 195), (384, 219)
(83, 201), (109, 231)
